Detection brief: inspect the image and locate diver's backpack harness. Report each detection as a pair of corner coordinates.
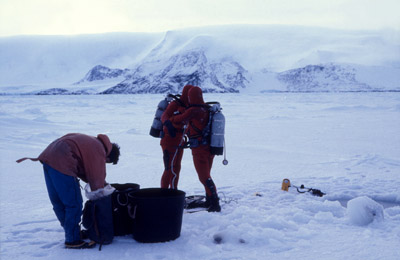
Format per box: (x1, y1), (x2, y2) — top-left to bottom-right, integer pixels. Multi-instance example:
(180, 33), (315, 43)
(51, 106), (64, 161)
(150, 96), (228, 165)
(149, 94), (184, 138)
(188, 102), (228, 164)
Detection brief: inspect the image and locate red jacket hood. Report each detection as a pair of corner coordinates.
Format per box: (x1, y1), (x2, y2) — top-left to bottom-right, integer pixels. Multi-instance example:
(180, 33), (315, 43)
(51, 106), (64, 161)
(188, 86), (204, 105)
(181, 85), (194, 106)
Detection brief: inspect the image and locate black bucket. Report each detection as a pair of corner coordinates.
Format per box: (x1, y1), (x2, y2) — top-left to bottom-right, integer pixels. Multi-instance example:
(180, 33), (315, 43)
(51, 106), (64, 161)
(111, 183), (140, 236)
(130, 188), (186, 243)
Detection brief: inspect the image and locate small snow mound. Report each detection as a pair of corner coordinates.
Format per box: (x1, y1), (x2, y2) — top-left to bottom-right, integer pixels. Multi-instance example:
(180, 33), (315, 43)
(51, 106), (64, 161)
(347, 196), (384, 226)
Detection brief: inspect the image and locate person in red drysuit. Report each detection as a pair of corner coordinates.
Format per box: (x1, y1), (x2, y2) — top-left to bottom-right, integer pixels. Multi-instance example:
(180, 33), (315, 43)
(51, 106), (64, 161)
(160, 85), (194, 189)
(170, 86), (221, 212)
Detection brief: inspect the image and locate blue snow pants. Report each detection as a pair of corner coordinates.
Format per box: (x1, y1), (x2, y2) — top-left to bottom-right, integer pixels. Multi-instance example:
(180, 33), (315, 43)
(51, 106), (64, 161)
(43, 163), (83, 243)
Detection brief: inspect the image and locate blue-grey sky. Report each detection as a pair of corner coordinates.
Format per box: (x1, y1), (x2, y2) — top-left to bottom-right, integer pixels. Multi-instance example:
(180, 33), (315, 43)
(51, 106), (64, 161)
(1, 0), (399, 36)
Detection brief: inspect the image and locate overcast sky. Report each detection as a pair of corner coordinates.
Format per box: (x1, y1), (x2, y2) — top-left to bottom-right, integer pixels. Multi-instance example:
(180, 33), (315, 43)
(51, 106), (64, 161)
(1, 0), (399, 36)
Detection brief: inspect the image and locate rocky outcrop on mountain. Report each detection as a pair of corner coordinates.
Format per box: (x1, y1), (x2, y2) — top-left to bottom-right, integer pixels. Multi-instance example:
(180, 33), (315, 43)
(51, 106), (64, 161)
(277, 64), (373, 92)
(75, 65), (129, 84)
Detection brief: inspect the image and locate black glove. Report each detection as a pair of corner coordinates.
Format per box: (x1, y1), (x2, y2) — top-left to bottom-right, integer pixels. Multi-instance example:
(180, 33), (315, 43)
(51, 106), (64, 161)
(164, 120), (176, 137)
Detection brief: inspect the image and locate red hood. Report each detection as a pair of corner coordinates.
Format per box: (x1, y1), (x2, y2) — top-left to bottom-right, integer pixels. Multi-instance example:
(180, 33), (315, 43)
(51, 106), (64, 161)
(188, 86), (204, 105)
(181, 85), (194, 106)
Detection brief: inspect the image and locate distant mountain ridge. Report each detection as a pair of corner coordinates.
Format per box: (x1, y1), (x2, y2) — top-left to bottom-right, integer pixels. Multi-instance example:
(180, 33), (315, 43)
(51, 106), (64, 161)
(0, 25), (399, 94)
(32, 62), (397, 95)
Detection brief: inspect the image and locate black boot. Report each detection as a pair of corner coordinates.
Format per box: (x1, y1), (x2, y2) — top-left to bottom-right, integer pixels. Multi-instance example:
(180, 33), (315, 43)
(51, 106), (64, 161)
(207, 196), (221, 212)
(185, 195), (210, 209)
(205, 178), (221, 212)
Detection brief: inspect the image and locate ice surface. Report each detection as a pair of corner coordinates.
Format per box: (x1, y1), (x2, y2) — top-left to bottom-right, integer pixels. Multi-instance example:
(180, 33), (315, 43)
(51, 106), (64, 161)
(1, 92), (399, 259)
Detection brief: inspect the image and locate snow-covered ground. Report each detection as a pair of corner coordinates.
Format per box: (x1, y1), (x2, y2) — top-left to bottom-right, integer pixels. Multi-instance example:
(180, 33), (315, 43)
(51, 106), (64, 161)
(1, 92), (399, 260)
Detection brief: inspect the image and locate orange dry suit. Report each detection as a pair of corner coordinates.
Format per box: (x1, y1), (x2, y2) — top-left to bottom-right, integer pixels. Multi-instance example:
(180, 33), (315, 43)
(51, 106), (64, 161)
(160, 85), (193, 189)
(170, 86), (221, 212)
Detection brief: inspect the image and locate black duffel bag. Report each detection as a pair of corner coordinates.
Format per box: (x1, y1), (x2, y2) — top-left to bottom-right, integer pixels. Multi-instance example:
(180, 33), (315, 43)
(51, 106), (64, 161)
(82, 193), (114, 250)
(110, 183), (140, 236)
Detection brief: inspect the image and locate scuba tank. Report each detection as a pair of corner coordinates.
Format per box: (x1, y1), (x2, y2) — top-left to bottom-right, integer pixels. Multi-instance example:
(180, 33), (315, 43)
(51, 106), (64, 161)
(209, 103), (225, 156)
(149, 95), (173, 138)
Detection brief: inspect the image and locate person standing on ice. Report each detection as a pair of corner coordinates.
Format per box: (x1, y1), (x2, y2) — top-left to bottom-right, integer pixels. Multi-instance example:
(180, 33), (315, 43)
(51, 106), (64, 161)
(16, 133), (120, 249)
(170, 86), (221, 212)
(160, 85), (194, 189)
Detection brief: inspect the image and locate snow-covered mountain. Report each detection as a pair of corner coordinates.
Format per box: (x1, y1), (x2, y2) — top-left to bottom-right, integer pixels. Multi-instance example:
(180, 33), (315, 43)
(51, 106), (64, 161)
(75, 65), (130, 84)
(278, 64), (371, 92)
(101, 49), (248, 94)
(0, 25), (399, 94)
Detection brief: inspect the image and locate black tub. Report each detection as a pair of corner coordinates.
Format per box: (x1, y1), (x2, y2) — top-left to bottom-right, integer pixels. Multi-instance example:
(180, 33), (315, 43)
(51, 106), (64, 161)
(130, 188), (186, 243)
(111, 183), (140, 236)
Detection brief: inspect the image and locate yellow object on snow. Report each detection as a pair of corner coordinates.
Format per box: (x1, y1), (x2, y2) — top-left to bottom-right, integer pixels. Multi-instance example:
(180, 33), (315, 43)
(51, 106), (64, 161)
(281, 179), (291, 191)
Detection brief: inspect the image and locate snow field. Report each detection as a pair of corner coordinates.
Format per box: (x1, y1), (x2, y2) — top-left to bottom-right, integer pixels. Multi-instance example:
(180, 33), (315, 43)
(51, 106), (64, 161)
(0, 92), (399, 260)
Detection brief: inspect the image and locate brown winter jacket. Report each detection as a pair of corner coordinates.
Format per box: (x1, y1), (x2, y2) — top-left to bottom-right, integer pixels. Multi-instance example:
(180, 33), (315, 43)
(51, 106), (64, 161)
(17, 133), (112, 191)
